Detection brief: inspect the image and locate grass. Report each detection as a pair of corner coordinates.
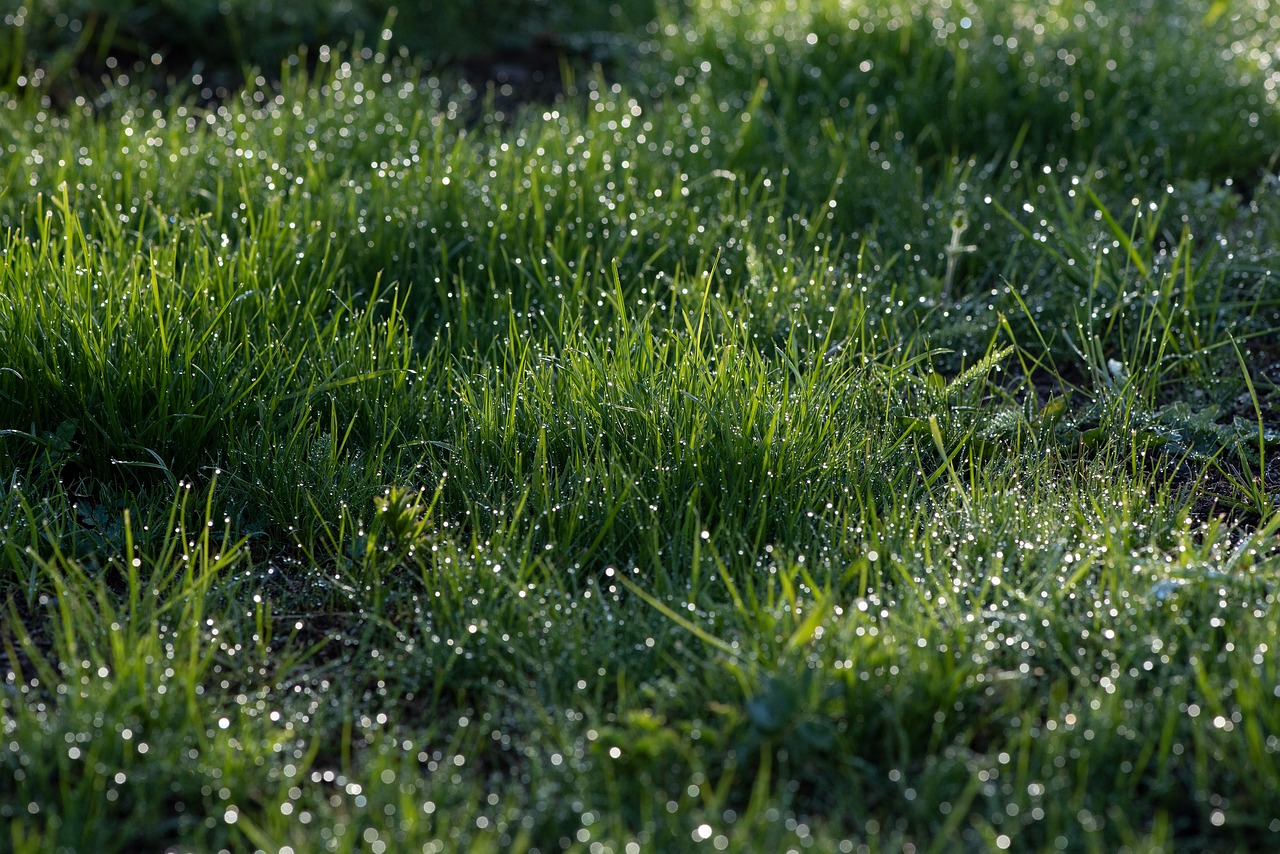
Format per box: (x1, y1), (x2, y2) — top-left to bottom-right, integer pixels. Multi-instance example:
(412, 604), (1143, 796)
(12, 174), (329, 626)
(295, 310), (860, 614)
(2, 0), (1280, 850)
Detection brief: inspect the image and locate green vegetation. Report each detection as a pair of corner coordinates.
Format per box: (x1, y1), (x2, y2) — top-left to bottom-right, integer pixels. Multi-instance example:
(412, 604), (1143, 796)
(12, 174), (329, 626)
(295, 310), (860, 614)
(2, 0), (659, 97)
(3, 0), (1280, 850)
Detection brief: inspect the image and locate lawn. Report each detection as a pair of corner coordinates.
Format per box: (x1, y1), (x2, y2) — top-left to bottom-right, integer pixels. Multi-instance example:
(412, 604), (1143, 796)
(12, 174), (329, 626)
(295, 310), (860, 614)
(2, 0), (1280, 851)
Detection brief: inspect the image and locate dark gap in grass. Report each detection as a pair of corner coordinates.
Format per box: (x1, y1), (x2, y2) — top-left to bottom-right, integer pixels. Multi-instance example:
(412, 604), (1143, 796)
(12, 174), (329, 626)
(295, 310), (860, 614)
(456, 31), (635, 118)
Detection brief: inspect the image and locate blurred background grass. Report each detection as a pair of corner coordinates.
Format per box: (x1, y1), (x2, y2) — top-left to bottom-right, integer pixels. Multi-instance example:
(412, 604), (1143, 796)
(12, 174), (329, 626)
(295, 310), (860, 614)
(0, 0), (665, 95)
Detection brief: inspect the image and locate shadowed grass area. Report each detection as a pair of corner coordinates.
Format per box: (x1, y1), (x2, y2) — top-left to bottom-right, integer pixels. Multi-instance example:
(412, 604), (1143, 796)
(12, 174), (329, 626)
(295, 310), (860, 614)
(2, 1), (1280, 851)
(1, 0), (662, 102)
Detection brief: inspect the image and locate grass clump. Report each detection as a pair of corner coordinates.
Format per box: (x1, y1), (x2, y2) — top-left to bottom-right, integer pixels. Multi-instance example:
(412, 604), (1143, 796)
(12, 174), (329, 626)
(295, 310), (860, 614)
(3, 0), (1280, 850)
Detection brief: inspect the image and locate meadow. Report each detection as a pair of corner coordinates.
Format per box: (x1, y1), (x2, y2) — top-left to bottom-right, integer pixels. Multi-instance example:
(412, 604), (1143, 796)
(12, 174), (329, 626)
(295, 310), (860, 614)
(2, 0), (1280, 850)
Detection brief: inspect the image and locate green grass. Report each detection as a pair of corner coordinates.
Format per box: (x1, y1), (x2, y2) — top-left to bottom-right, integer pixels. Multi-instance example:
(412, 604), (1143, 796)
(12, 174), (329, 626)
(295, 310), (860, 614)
(2, 0), (661, 93)
(2, 0), (1280, 850)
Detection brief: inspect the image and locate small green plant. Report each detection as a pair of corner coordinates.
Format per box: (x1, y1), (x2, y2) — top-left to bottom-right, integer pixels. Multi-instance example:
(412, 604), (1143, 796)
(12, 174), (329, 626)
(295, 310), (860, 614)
(370, 484), (438, 548)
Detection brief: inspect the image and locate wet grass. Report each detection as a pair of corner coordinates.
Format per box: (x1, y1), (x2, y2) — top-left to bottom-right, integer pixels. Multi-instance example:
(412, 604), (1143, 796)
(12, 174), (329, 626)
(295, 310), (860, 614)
(2, 0), (1280, 850)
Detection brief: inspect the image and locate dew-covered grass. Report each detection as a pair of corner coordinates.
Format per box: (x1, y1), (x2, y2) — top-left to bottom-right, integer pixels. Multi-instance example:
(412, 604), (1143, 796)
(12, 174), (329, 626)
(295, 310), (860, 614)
(3, 1), (1280, 851)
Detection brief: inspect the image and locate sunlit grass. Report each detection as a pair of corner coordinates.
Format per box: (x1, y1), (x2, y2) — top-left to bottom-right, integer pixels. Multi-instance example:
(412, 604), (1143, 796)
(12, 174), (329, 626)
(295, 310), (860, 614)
(3, 0), (1280, 850)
